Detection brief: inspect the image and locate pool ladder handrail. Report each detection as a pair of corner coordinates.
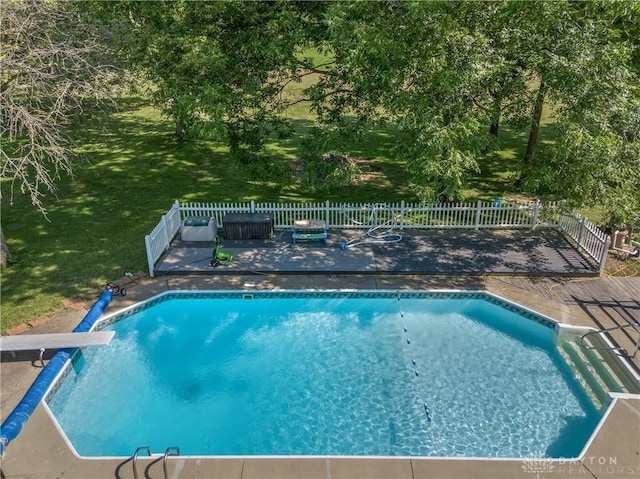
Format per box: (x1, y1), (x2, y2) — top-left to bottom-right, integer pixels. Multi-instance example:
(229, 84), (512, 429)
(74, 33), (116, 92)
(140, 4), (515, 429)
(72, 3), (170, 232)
(163, 446), (181, 479)
(132, 446), (181, 479)
(132, 446), (152, 479)
(580, 321), (640, 358)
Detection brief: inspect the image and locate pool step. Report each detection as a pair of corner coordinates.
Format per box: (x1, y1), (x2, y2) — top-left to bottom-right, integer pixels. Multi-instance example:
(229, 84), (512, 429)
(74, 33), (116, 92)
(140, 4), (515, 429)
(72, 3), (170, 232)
(559, 337), (640, 411)
(559, 340), (613, 410)
(584, 334), (640, 395)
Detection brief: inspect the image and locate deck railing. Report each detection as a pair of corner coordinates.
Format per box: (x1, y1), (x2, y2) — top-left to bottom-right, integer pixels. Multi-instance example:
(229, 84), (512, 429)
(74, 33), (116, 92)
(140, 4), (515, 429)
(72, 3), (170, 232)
(144, 200), (181, 277)
(144, 199), (610, 277)
(178, 199), (556, 229)
(557, 212), (611, 275)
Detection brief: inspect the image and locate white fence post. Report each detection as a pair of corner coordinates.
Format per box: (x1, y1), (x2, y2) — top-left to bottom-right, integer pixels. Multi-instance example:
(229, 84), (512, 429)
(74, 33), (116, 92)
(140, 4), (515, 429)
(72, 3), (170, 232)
(531, 200), (540, 229)
(474, 200), (482, 230)
(577, 215), (587, 249)
(599, 235), (611, 276)
(145, 235), (155, 278)
(162, 214), (171, 248)
(325, 200), (330, 228)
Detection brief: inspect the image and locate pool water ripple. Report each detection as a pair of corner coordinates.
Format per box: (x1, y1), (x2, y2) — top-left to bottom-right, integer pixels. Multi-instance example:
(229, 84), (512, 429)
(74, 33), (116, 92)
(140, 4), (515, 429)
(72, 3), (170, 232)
(47, 294), (602, 458)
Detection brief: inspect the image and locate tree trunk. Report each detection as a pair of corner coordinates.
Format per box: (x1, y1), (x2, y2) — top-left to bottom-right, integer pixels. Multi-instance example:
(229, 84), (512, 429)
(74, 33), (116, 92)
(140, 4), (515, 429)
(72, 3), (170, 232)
(489, 118), (500, 138)
(523, 79), (547, 167)
(489, 94), (502, 138)
(0, 226), (10, 269)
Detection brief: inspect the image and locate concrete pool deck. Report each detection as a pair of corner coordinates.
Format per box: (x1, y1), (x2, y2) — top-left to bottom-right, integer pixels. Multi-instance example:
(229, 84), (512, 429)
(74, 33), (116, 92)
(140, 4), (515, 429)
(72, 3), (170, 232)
(1, 274), (639, 479)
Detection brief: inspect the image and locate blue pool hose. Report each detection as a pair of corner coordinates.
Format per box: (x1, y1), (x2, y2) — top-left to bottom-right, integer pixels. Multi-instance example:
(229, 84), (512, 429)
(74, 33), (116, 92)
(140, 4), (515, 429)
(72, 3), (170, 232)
(0, 289), (113, 455)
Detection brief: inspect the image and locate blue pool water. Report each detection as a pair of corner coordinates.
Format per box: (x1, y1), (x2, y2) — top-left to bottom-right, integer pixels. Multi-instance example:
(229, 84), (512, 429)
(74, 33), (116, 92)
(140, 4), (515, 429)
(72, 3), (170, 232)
(47, 292), (602, 458)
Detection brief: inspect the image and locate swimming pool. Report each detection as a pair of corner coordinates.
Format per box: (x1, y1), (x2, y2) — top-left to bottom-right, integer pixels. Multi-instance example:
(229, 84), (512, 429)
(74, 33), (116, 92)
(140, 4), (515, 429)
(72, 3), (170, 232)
(46, 291), (604, 459)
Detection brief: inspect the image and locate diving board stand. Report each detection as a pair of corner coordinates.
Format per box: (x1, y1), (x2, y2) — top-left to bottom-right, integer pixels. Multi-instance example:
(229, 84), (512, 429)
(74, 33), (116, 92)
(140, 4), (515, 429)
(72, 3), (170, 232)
(0, 331), (115, 367)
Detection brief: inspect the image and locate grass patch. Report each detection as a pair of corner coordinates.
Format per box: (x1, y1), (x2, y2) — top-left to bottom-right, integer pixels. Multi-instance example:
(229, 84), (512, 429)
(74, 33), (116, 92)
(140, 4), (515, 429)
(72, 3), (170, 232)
(2, 89), (556, 333)
(464, 102), (556, 201)
(0, 96), (414, 332)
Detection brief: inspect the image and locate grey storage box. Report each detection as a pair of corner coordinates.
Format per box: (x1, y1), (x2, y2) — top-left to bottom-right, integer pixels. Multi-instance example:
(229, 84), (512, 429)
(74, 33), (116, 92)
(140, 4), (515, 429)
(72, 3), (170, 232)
(180, 216), (217, 242)
(223, 213), (274, 239)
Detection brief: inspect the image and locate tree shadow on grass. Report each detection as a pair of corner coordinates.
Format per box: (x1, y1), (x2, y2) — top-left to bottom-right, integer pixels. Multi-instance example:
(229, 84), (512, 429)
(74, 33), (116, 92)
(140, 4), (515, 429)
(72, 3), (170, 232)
(465, 122), (557, 200)
(0, 101), (412, 329)
(276, 119), (415, 201)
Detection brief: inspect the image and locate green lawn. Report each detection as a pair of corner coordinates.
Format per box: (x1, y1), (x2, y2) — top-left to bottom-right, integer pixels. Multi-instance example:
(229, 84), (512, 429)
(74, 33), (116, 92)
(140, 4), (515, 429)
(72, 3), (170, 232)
(1, 91), (550, 333)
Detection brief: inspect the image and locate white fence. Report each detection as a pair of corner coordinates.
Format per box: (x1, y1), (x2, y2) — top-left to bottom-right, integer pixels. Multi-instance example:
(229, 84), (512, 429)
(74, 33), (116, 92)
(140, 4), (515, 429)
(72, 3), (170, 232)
(178, 199), (556, 229)
(557, 212), (611, 275)
(145, 199), (610, 276)
(144, 201), (182, 277)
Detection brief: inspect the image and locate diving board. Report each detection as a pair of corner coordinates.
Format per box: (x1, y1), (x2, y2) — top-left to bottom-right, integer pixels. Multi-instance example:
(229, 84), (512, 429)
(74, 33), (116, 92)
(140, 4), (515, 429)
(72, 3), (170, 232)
(0, 331), (115, 366)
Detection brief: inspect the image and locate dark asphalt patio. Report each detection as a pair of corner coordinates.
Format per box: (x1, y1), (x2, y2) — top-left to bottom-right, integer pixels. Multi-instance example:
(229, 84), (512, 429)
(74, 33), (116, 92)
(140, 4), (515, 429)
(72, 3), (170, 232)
(153, 228), (598, 277)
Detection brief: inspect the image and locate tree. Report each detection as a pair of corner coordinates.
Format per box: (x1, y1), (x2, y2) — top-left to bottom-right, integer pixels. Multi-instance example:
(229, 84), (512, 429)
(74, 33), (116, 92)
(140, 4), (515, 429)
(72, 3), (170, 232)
(306, 0), (639, 224)
(512, 0), (640, 226)
(16, 0), (631, 228)
(0, 0), (120, 267)
(109, 0), (327, 170)
(306, 1), (503, 201)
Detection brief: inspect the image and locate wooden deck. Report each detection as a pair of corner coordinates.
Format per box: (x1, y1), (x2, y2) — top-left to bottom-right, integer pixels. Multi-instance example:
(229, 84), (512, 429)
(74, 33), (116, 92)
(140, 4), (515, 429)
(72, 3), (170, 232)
(486, 276), (640, 369)
(155, 228), (599, 276)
